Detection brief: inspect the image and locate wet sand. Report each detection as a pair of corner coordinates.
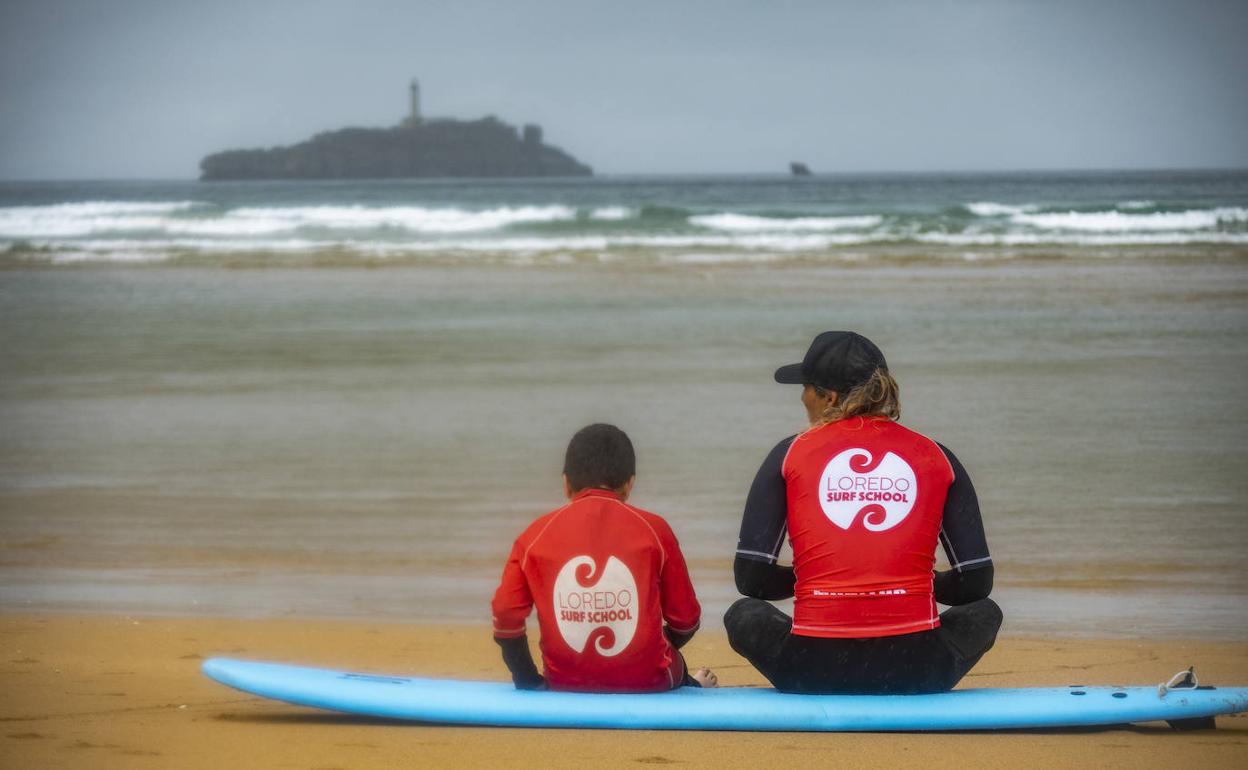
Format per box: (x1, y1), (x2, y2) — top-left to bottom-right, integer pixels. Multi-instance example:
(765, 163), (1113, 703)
(1, 613), (1245, 769)
(3, 261), (1247, 636)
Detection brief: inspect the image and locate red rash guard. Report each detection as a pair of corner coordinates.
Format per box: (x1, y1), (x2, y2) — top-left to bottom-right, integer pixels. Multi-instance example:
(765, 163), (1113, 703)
(783, 417), (955, 638)
(491, 489), (702, 692)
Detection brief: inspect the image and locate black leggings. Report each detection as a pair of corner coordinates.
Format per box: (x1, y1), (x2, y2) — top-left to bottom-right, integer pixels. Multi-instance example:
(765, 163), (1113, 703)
(724, 597), (1003, 695)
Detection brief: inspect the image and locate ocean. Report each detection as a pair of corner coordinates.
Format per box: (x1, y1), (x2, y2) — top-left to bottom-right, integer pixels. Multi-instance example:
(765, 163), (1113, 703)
(2, 171), (1247, 266)
(1, 171), (1246, 638)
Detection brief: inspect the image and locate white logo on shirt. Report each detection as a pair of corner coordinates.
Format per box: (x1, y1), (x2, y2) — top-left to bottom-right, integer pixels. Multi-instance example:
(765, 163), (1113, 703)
(552, 555), (638, 657)
(818, 448), (917, 531)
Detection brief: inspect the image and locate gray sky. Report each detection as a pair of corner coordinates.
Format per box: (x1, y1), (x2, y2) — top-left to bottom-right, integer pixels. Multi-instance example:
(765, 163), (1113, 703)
(1, 0), (1245, 179)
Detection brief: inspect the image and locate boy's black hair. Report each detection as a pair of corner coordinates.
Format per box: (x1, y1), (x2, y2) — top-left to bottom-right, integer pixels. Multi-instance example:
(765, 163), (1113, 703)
(563, 423), (636, 492)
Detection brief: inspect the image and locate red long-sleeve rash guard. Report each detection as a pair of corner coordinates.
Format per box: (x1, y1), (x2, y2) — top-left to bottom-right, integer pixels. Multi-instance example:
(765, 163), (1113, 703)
(735, 417), (994, 638)
(492, 489), (701, 692)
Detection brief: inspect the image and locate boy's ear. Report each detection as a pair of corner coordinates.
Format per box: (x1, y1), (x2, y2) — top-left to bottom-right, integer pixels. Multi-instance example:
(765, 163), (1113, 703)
(618, 475), (636, 501)
(563, 474), (575, 500)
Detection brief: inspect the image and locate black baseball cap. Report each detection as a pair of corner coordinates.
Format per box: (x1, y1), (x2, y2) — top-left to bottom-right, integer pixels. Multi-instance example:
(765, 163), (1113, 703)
(774, 331), (887, 392)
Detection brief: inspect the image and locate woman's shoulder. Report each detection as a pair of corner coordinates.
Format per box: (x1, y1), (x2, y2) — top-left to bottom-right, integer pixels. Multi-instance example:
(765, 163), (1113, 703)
(883, 419), (945, 448)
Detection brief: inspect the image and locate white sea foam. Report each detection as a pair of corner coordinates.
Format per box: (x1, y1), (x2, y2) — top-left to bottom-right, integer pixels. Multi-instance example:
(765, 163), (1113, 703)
(689, 213), (882, 232)
(0, 201), (202, 238)
(160, 218), (297, 236)
(588, 206), (633, 221)
(913, 231), (1248, 246)
(1012, 207), (1248, 232)
(52, 237), (331, 255)
(1119, 200), (1155, 209)
(415, 231), (1248, 250)
(0, 202), (578, 239)
(7, 193), (1248, 266)
(226, 204), (576, 233)
(0, 201), (198, 217)
(965, 202), (1033, 217)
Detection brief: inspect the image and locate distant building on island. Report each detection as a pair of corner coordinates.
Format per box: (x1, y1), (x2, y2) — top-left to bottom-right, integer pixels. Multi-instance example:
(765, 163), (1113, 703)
(199, 79), (592, 181)
(402, 79), (422, 127)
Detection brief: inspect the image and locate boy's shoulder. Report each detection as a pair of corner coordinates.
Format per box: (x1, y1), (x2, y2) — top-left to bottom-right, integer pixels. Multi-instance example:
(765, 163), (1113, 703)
(619, 500), (673, 527)
(611, 500), (681, 548)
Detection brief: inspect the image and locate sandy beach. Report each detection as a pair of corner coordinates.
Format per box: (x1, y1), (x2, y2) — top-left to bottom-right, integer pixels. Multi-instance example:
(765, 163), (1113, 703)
(1, 613), (1245, 769)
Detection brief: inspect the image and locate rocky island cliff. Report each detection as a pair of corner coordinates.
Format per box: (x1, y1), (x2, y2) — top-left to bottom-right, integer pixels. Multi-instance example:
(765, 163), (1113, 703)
(200, 117), (591, 180)
(201, 83), (592, 182)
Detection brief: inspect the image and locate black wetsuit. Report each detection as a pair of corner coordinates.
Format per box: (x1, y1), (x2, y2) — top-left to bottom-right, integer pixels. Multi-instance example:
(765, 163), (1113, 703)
(726, 435), (1002, 695)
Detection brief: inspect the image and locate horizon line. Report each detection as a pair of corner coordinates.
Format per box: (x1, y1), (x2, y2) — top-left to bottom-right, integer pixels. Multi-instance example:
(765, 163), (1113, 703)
(3, 166), (1248, 184)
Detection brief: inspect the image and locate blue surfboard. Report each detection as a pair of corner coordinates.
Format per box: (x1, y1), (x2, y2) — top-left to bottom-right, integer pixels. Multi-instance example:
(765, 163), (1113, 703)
(202, 658), (1248, 731)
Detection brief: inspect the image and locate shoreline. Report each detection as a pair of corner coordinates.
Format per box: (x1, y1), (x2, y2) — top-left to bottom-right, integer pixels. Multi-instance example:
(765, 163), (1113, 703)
(4, 583), (1248, 643)
(2, 603), (1247, 643)
(2, 612), (1246, 769)
(4, 244), (1247, 270)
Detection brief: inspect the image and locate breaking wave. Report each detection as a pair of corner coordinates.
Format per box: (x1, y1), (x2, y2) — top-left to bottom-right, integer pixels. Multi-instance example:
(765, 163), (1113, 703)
(2, 194), (1245, 266)
(1011, 207), (1248, 232)
(689, 213), (883, 231)
(0, 203), (579, 238)
(588, 206), (633, 221)
(965, 201), (1034, 217)
(0, 201), (203, 238)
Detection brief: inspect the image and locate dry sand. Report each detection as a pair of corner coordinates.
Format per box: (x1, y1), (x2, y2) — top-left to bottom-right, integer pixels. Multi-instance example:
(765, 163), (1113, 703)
(1, 613), (1245, 769)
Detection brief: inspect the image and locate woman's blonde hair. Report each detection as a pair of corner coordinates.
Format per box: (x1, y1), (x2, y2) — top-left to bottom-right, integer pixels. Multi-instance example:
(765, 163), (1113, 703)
(813, 368), (901, 426)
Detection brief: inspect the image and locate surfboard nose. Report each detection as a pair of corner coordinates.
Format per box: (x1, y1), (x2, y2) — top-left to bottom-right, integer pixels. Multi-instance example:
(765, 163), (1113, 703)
(202, 657), (239, 686)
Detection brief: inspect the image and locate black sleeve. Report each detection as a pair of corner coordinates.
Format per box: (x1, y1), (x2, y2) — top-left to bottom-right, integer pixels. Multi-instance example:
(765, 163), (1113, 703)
(933, 563), (993, 605)
(933, 443), (993, 606)
(665, 625), (696, 650)
(733, 555), (796, 600)
(935, 443), (992, 573)
(733, 434), (798, 600)
(735, 435), (797, 564)
(495, 635), (545, 690)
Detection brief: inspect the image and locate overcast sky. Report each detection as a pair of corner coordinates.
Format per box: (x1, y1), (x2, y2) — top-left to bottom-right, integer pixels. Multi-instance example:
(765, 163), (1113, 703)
(1, 0), (1245, 179)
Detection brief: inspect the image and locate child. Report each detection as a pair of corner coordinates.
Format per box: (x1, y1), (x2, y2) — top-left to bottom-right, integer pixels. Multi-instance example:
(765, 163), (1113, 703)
(491, 423), (716, 692)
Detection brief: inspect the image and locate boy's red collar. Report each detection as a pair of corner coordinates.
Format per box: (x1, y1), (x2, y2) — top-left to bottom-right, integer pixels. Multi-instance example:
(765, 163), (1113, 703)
(572, 488), (623, 501)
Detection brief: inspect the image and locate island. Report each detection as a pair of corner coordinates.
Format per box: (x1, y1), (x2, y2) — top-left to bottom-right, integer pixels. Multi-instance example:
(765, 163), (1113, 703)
(200, 80), (592, 180)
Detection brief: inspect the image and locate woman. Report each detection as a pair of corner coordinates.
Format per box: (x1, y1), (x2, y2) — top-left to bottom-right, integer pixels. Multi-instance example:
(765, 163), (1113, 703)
(726, 331), (1002, 694)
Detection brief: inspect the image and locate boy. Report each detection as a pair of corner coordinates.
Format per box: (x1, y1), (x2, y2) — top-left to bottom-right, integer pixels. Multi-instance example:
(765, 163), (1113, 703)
(491, 423), (715, 692)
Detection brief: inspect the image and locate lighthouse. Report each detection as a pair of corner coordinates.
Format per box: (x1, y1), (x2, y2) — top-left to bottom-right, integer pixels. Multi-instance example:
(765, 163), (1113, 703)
(407, 79), (422, 126)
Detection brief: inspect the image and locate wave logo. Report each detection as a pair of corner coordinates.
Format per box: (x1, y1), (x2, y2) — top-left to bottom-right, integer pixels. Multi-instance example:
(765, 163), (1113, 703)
(553, 556), (638, 657)
(818, 449), (917, 532)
